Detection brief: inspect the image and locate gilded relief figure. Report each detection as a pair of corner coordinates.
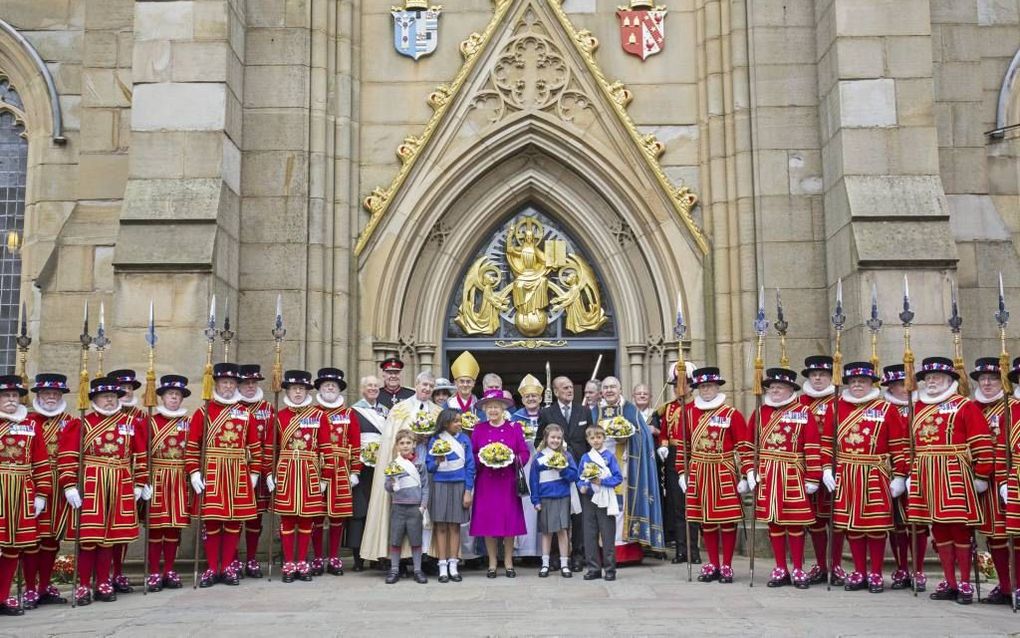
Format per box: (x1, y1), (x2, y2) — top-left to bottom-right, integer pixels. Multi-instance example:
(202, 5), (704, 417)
(549, 254), (608, 333)
(505, 217), (553, 336)
(455, 256), (510, 334)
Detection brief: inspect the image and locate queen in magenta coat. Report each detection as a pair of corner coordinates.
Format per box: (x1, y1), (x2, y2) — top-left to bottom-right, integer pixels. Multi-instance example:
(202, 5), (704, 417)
(470, 389), (530, 576)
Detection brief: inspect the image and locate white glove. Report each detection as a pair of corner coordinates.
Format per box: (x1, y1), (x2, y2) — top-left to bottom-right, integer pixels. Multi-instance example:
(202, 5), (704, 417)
(190, 472), (205, 494)
(32, 495), (46, 518)
(805, 481), (819, 495)
(250, 473), (259, 490)
(134, 485), (143, 501)
(1001, 483), (1009, 504)
(822, 468), (836, 493)
(737, 479), (749, 494)
(320, 481), (327, 494)
(64, 487), (82, 509)
(141, 484), (153, 501)
(746, 470), (757, 491)
(679, 474), (687, 493)
(350, 474), (360, 487)
(657, 446), (668, 461)
(906, 476), (911, 493)
(890, 476), (906, 498)
(974, 478), (989, 494)
(266, 475), (276, 493)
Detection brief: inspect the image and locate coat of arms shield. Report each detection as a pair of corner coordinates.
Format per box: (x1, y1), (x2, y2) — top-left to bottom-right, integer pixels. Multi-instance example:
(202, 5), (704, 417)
(392, 5), (442, 61)
(616, 6), (666, 61)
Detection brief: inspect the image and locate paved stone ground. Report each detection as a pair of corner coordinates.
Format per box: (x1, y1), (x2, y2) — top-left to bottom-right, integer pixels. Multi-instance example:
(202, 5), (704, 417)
(5, 556), (1019, 637)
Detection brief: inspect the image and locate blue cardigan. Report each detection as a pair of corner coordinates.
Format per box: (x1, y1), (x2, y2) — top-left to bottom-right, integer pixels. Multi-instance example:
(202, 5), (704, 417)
(529, 448), (579, 505)
(425, 432), (476, 491)
(576, 448), (623, 491)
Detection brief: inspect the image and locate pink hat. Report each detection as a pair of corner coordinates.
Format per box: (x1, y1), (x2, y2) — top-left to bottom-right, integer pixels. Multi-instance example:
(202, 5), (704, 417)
(477, 388), (514, 408)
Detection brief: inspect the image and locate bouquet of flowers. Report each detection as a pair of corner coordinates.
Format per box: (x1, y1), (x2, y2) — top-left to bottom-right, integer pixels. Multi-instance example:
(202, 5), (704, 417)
(545, 451), (568, 470)
(430, 439), (452, 456)
(601, 415), (635, 439)
(410, 409), (436, 435)
(383, 461), (406, 477)
(518, 419), (538, 439)
(460, 412), (479, 432)
(53, 554), (75, 584)
(580, 462), (602, 482)
(360, 441), (380, 467)
(479, 442), (515, 469)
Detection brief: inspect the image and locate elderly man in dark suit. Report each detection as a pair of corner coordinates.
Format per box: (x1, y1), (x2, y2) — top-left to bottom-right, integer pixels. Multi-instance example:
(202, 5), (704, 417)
(536, 376), (590, 571)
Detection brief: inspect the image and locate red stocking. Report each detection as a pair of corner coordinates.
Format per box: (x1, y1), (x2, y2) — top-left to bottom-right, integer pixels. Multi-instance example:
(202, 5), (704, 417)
(0, 550), (18, 600)
(297, 518), (314, 564)
(702, 525), (720, 566)
(21, 547), (38, 593)
(147, 528), (163, 574)
(112, 543), (125, 578)
(991, 544), (1011, 592)
(163, 529), (181, 574)
(38, 541), (59, 593)
(312, 517), (325, 560)
(721, 525), (737, 567)
(809, 526), (828, 570)
(768, 524), (788, 572)
(912, 526), (929, 573)
(830, 529), (844, 572)
(848, 534), (866, 574)
(245, 514), (262, 563)
(94, 546), (113, 587)
(221, 522), (241, 573)
(328, 519), (344, 559)
(77, 546), (96, 588)
(788, 529), (806, 571)
(203, 521), (222, 573)
(889, 529), (908, 570)
(868, 535), (886, 576)
(280, 517), (297, 563)
(955, 543), (972, 586)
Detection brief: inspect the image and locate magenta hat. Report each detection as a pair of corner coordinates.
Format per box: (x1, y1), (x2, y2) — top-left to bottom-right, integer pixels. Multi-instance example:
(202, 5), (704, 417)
(477, 388), (514, 408)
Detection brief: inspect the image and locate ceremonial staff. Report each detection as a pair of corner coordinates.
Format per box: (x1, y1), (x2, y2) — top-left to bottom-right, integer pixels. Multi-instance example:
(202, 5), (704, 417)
(748, 286), (768, 587)
(13, 303), (30, 612)
(142, 301), (157, 596)
(93, 302), (109, 379)
(71, 302), (91, 608)
(674, 294), (692, 582)
(867, 284), (882, 371)
(774, 290), (789, 368)
(591, 354), (603, 382)
(220, 298), (234, 363)
(946, 282), (981, 599)
(267, 295), (286, 581)
(994, 273), (1017, 613)
(193, 296), (217, 589)
(828, 280), (846, 592)
(899, 275), (920, 597)
(543, 361), (552, 408)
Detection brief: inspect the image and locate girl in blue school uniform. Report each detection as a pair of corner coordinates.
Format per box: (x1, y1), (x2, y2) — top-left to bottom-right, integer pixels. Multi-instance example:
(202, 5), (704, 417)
(529, 423), (579, 578)
(426, 408), (476, 583)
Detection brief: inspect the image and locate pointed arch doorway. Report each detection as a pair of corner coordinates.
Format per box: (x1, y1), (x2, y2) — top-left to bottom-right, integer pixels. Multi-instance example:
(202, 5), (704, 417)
(443, 205), (617, 398)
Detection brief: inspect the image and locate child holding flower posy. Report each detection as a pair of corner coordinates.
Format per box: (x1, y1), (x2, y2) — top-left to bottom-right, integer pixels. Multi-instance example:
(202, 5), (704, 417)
(529, 424), (579, 577)
(426, 409), (475, 583)
(577, 424), (623, 581)
(384, 428), (429, 584)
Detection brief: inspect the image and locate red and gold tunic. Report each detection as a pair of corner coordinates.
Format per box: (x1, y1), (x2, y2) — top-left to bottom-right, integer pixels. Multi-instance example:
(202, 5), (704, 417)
(821, 394), (909, 531)
(997, 400), (1020, 534)
(676, 400), (746, 524)
(240, 396), (275, 512)
(658, 400), (684, 450)
(148, 410), (192, 529)
(0, 410), (51, 547)
(739, 400), (822, 526)
(800, 393), (835, 520)
(26, 406), (77, 539)
(977, 397), (1014, 538)
(58, 410), (148, 543)
(272, 403), (332, 517)
(907, 393), (993, 525)
(320, 403), (362, 518)
(185, 399), (261, 521)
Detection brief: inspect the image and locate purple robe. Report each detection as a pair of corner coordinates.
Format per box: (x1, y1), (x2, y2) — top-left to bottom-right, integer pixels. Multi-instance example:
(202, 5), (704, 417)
(470, 420), (530, 537)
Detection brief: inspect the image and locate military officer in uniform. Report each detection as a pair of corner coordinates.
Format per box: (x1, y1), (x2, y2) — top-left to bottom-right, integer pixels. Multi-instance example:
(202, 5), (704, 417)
(378, 357), (414, 410)
(881, 363), (916, 589)
(655, 362), (700, 564)
(108, 369), (149, 594)
(237, 364), (274, 579)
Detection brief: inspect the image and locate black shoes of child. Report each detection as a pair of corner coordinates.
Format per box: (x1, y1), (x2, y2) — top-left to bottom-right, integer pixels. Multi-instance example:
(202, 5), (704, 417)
(539, 566), (550, 578)
(583, 570), (602, 581)
(385, 572), (400, 584)
(413, 571), (428, 584)
(604, 570), (617, 581)
(560, 566), (572, 578)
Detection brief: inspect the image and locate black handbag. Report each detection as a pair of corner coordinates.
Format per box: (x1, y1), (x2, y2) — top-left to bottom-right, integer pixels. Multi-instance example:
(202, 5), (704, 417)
(515, 459), (530, 497)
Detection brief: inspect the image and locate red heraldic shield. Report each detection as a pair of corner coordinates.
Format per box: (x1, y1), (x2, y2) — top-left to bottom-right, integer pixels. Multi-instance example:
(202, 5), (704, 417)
(616, 8), (666, 60)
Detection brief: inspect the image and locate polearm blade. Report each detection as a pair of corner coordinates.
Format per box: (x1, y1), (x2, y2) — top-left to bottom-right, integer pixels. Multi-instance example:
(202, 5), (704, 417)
(948, 281), (970, 395)
(674, 292), (693, 581)
(899, 275), (920, 597)
(71, 301), (92, 607)
(994, 273), (1017, 613)
(749, 285), (768, 588)
(774, 289), (789, 368)
(193, 295), (217, 589)
(267, 294), (286, 581)
(866, 283), (883, 370)
(141, 300), (157, 595)
(826, 278), (846, 592)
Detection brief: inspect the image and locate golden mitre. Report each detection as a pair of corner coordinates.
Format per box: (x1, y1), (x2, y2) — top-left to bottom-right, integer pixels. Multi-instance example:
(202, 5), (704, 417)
(450, 350), (480, 381)
(518, 373), (543, 395)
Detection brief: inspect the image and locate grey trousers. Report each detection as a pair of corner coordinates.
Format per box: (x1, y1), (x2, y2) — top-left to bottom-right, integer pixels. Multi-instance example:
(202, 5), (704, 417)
(580, 491), (617, 572)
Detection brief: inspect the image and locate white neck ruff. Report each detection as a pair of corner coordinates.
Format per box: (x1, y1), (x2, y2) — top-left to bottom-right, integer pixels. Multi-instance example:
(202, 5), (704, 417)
(33, 397), (67, 418)
(285, 394), (314, 409)
(316, 394), (345, 409)
(0, 404), (28, 422)
(91, 402), (121, 417)
(802, 383), (835, 399)
(239, 387), (264, 404)
(1013, 386), (1020, 401)
(764, 393), (798, 408)
(157, 405), (188, 418)
(120, 396), (138, 408)
(694, 393), (726, 410)
(841, 387), (880, 405)
(213, 391), (239, 405)
(883, 390), (908, 407)
(919, 381), (960, 405)
(974, 387), (1004, 405)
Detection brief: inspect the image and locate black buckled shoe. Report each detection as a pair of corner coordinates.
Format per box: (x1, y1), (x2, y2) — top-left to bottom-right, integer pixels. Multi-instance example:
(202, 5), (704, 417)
(297, 562), (313, 582)
(221, 569), (240, 586)
(766, 568), (791, 588)
(583, 570), (602, 581)
(38, 586), (67, 605)
(199, 569), (217, 588)
(385, 571), (399, 584)
(0, 597), (23, 616)
(929, 581), (958, 601)
(560, 566), (572, 578)
(413, 570), (428, 584)
(538, 566), (550, 578)
(980, 586), (1012, 605)
(696, 564), (719, 583)
(73, 586), (92, 607)
(604, 570), (616, 581)
(93, 584), (117, 603)
(310, 558), (325, 577)
(112, 575), (133, 594)
(806, 565), (827, 585)
(245, 560), (264, 579)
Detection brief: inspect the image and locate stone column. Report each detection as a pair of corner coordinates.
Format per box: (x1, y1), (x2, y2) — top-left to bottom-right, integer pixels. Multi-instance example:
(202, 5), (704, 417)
(815, 0), (957, 356)
(626, 343), (645, 391)
(113, 0), (243, 380)
(415, 343), (436, 373)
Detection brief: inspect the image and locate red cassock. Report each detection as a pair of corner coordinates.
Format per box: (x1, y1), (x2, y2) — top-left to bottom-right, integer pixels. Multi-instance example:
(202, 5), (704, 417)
(271, 404), (332, 517)
(978, 399), (1014, 538)
(676, 401), (746, 524)
(800, 394), (835, 520)
(999, 401), (1020, 534)
(907, 394), (993, 525)
(739, 401), (822, 525)
(148, 411), (192, 529)
(241, 398), (275, 513)
(26, 409), (77, 539)
(184, 400), (261, 521)
(0, 413), (51, 547)
(58, 410), (148, 543)
(321, 405), (362, 518)
(821, 395), (909, 532)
